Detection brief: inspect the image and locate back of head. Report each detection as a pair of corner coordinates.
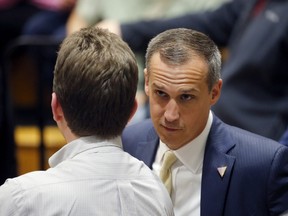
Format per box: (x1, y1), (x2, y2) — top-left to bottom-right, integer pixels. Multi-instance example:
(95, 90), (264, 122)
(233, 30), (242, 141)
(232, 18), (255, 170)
(53, 27), (138, 139)
(145, 28), (221, 92)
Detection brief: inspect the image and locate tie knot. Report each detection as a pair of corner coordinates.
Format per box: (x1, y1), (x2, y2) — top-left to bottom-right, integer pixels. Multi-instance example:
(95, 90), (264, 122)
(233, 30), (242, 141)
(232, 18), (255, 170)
(161, 151), (177, 170)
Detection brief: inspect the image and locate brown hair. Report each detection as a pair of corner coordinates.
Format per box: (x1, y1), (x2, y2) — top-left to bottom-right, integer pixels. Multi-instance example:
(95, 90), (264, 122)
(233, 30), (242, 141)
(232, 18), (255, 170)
(53, 27), (138, 138)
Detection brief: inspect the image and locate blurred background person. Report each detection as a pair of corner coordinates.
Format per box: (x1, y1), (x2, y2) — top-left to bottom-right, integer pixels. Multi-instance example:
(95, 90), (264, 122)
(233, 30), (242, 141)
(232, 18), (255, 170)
(0, 0), (75, 66)
(22, 0), (75, 40)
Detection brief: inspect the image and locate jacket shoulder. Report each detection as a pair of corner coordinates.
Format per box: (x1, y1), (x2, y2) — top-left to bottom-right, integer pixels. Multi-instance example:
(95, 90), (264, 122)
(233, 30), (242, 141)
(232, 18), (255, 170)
(122, 119), (157, 154)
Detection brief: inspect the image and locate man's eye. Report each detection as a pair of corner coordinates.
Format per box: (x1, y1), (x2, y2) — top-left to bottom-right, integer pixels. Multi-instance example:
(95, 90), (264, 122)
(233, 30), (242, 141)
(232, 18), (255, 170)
(180, 94), (193, 101)
(156, 90), (167, 98)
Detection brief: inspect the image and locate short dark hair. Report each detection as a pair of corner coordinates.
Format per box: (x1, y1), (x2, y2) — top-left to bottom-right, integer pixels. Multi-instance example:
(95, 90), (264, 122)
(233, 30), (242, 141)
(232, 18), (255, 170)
(53, 27), (138, 138)
(145, 28), (221, 92)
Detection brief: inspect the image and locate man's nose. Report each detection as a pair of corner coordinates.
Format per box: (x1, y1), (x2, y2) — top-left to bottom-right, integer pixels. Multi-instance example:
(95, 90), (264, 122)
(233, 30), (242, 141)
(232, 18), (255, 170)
(164, 99), (179, 122)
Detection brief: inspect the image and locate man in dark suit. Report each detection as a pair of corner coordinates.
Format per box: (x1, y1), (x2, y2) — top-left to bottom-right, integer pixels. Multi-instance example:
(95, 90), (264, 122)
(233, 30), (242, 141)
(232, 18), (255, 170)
(98, 0), (288, 141)
(122, 28), (288, 215)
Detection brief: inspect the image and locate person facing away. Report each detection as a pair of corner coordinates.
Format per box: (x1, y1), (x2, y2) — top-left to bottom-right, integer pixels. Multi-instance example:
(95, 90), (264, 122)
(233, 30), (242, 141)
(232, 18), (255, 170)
(0, 27), (174, 216)
(121, 28), (288, 216)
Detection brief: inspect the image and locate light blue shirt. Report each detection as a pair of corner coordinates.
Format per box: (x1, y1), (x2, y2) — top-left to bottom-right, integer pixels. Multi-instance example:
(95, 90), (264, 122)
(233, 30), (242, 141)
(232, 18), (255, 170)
(0, 136), (174, 216)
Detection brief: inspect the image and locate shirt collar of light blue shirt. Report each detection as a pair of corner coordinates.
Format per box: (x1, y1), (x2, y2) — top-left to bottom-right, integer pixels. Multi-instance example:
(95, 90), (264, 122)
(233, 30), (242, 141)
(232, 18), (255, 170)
(48, 136), (122, 168)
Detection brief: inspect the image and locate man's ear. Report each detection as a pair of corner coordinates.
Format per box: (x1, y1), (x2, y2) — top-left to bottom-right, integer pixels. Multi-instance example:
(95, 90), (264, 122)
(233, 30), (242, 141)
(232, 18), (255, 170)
(210, 79), (223, 106)
(144, 68), (149, 96)
(51, 92), (64, 122)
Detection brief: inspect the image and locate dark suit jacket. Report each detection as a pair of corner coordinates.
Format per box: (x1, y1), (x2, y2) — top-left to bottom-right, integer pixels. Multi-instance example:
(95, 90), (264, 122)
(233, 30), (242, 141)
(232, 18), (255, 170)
(122, 115), (288, 216)
(121, 0), (288, 140)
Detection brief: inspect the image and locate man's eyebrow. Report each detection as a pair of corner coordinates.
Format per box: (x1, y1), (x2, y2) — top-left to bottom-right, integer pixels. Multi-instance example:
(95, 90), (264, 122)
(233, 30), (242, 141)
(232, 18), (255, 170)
(152, 82), (199, 93)
(178, 88), (198, 93)
(152, 82), (165, 89)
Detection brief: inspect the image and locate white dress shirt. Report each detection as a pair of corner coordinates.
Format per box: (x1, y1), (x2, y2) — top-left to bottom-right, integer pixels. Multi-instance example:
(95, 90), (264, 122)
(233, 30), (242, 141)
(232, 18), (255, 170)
(0, 136), (174, 216)
(153, 111), (213, 216)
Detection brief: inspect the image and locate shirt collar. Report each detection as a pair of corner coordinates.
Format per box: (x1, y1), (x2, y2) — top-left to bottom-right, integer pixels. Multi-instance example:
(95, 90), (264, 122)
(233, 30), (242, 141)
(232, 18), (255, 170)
(48, 136), (122, 168)
(160, 111), (213, 174)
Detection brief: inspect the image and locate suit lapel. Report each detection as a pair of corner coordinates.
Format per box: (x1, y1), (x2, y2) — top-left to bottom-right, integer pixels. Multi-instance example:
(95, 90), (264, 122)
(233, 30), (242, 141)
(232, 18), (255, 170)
(201, 116), (236, 216)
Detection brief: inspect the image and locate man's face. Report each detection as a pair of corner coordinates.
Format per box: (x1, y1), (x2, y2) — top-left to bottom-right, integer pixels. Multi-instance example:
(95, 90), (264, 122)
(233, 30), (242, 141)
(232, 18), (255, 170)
(145, 53), (221, 150)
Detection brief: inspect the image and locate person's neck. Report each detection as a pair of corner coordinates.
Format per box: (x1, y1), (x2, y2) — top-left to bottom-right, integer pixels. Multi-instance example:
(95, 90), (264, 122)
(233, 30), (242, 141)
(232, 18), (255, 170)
(64, 131), (79, 143)
(57, 122), (79, 144)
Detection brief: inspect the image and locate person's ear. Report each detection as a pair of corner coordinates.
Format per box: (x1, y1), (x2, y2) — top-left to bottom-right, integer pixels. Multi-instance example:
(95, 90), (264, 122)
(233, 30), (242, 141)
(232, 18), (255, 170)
(51, 92), (64, 122)
(210, 79), (223, 106)
(144, 68), (149, 96)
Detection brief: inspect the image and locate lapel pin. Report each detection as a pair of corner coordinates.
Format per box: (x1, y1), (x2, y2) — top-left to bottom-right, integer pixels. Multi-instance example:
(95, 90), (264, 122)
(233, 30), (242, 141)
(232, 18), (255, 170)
(217, 166), (227, 178)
